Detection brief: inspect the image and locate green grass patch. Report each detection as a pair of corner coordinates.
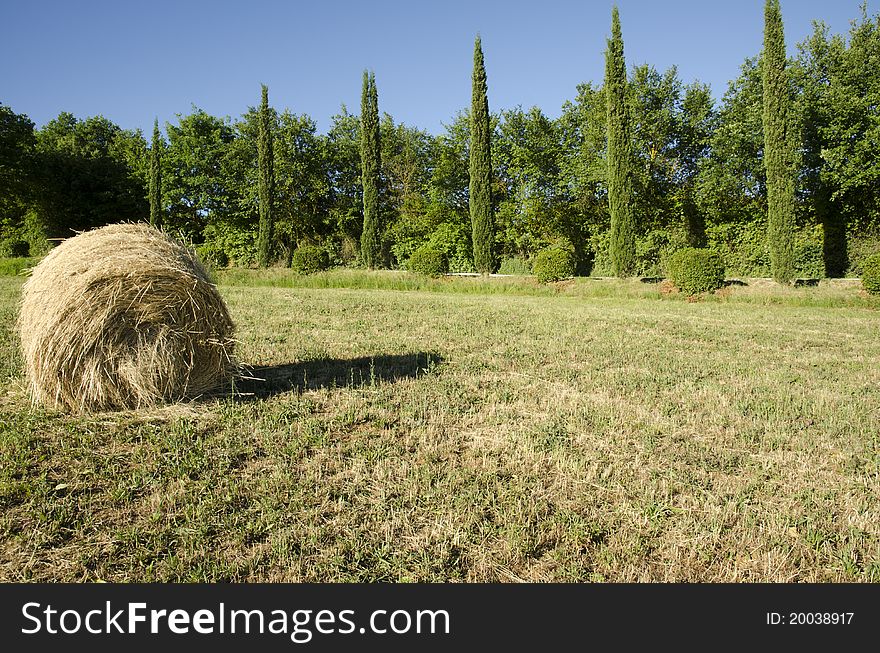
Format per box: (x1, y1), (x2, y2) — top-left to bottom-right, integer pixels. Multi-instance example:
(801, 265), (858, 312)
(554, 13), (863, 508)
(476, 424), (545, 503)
(216, 267), (559, 295)
(0, 257), (37, 277)
(0, 273), (878, 581)
(214, 267), (877, 309)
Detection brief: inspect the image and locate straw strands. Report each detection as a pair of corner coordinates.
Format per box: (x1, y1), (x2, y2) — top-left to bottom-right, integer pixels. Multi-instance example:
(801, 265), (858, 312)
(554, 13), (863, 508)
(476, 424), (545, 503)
(17, 223), (236, 412)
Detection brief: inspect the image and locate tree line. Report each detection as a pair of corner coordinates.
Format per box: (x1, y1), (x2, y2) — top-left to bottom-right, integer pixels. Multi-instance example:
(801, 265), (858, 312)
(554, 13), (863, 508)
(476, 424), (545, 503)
(2, 2), (880, 279)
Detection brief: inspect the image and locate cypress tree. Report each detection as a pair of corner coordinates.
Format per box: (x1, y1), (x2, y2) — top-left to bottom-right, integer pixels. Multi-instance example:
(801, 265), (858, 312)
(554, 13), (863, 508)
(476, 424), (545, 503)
(470, 35), (494, 274)
(360, 70), (381, 268)
(257, 84), (275, 268)
(149, 118), (162, 227)
(763, 0), (796, 282)
(605, 6), (637, 277)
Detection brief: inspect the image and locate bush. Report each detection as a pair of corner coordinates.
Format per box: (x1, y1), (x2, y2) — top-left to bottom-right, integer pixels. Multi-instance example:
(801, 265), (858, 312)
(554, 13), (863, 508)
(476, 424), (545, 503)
(861, 253), (880, 294)
(408, 246), (448, 277)
(426, 222), (473, 273)
(791, 226), (825, 278)
(667, 247), (726, 295)
(22, 208), (52, 257)
(292, 245), (330, 275)
(498, 257), (531, 275)
(705, 222), (769, 278)
(0, 239), (29, 257)
(533, 246), (575, 283)
(201, 222), (256, 267)
(846, 235), (880, 277)
(196, 242), (229, 269)
(794, 238), (824, 279)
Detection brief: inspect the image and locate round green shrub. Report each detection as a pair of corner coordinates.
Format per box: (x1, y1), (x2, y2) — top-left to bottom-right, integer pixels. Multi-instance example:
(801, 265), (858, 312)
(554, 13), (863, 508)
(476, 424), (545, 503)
(533, 246), (575, 283)
(292, 245), (330, 274)
(196, 242), (229, 269)
(667, 247), (725, 295)
(408, 246), (447, 277)
(861, 252), (880, 294)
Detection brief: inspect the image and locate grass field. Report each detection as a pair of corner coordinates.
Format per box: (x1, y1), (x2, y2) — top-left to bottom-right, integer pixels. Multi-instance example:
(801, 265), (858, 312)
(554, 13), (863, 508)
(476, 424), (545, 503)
(1, 268), (879, 581)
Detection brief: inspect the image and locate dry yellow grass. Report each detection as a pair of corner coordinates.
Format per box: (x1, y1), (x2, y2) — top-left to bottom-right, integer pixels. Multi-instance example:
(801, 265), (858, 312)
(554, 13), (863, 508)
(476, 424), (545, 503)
(0, 271), (878, 581)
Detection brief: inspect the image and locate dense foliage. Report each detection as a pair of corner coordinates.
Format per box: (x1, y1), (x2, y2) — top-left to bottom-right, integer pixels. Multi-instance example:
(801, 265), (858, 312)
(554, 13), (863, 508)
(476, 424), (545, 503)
(497, 257), (531, 275)
(2, 6), (880, 277)
(667, 247), (726, 295)
(861, 253), (880, 293)
(0, 238), (28, 257)
(407, 245), (448, 277)
(291, 244), (330, 275)
(533, 246), (575, 283)
(196, 241), (229, 269)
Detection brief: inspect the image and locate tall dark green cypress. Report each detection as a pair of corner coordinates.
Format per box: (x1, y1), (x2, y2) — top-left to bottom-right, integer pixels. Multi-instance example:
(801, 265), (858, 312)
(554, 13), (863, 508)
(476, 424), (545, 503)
(360, 70), (381, 268)
(257, 84), (275, 268)
(763, 0), (796, 282)
(149, 118), (162, 227)
(605, 6), (637, 277)
(469, 35), (494, 274)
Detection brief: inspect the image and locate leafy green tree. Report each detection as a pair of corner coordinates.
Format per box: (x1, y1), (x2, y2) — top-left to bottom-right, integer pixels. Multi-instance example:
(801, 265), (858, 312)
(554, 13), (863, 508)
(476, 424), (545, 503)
(470, 35), (494, 273)
(421, 112), (474, 271)
(32, 112), (147, 239)
(257, 84), (275, 267)
(630, 65), (680, 213)
(360, 71), (382, 268)
(215, 108), (263, 265)
(676, 82), (716, 247)
(605, 6), (637, 276)
(429, 111), (471, 219)
(557, 65), (716, 275)
(628, 64), (684, 267)
(274, 110), (332, 262)
(494, 106), (587, 265)
(149, 119), (162, 227)
(794, 22), (846, 276)
(164, 107), (234, 241)
(0, 104), (36, 237)
(763, 0), (796, 282)
(697, 58), (768, 276)
(797, 11), (880, 275)
(557, 82), (608, 273)
(821, 13), (880, 231)
(221, 104), (332, 266)
(325, 107), (363, 258)
(381, 116), (435, 265)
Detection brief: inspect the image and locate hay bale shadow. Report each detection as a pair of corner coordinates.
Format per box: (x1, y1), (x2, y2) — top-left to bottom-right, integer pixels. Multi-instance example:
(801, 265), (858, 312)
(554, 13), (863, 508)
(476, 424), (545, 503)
(233, 352), (443, 399)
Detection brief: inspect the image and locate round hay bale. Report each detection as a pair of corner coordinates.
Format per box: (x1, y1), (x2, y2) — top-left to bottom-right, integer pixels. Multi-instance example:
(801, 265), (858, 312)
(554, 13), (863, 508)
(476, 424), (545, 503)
(18, 223), (235, 412)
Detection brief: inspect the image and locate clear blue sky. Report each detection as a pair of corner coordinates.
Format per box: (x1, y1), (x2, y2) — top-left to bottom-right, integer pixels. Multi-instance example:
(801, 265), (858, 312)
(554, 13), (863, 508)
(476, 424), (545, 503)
(0, 0), (869, 137)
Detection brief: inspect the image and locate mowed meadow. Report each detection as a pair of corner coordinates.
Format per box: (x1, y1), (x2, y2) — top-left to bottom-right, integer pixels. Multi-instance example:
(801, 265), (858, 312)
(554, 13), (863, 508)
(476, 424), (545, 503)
(1, 269), (879, 582)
